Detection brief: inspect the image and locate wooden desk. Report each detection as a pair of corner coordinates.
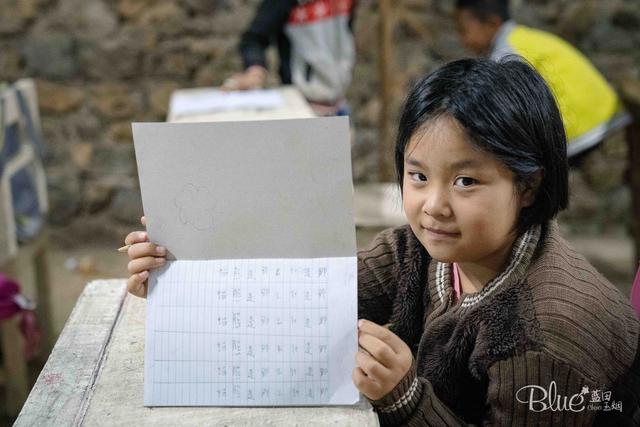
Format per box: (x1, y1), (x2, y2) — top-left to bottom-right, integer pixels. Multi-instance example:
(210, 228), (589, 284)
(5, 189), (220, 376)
(15, 280), (379, 426)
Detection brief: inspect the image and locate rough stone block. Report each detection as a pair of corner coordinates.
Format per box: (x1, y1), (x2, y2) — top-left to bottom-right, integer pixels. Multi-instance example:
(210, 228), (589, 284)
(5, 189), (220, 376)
(107, 121), (134, 144)
(47, 170), (82, 225)
(117, 0), (153, 19)
(109, 186), (143, 225)
(84, 182), (114, 214)
(91, 83), (141, 120)
(79, 34), (143, 80)
(0, 44), (22, 80)
(70, 142), (93, 170)
(148, 81), (181, 118)
(0, 0), (36, 34)
(194, 63), (219, 87)
(36, 80), (84, 114)
(22, 32), (77, 79)
(138, 2), (187, 36)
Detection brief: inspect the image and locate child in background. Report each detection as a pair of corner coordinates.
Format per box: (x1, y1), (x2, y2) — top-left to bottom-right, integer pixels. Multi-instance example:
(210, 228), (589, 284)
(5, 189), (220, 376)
(123, 59), (639, 425)
(455, 0), (630, 160)
(222, 0), (356, 117)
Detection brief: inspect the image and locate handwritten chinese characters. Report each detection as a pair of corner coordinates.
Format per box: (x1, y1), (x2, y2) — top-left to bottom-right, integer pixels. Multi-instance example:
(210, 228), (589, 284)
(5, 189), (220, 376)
(144, 257), (357, 406)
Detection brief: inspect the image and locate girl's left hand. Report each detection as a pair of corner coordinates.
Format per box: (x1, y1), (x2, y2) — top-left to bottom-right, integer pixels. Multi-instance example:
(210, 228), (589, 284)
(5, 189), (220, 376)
(352, 319), (413, 400)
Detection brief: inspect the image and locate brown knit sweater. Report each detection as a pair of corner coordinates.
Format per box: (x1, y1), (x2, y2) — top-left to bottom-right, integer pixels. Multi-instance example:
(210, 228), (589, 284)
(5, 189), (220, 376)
(358, 223), (640, 426)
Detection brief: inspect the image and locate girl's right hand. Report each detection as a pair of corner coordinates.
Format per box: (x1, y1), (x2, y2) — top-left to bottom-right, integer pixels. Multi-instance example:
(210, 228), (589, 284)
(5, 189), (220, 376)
(125, 216), (166, 298)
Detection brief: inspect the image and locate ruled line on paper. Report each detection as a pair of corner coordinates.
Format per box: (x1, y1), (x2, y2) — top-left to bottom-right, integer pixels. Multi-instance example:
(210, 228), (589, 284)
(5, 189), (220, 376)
(143, 257), (358, 406)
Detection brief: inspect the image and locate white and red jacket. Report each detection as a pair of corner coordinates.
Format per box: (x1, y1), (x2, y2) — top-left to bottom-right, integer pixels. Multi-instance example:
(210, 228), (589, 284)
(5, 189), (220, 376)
(239, 0), (356, 105)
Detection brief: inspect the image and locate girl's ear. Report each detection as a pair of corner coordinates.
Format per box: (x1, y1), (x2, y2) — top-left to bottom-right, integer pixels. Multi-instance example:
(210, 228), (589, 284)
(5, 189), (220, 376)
(520, 170), (543, 208)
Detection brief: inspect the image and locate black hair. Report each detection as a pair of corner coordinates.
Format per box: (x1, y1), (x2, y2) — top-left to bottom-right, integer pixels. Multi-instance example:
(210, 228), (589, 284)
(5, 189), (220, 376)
(395, 57), (568, 234)
(456, 0), (510, 22)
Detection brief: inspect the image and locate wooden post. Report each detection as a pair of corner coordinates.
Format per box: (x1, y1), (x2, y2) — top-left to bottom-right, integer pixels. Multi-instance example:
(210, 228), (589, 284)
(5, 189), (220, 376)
(2, 232), (55, 359)
(0, 316), (29, 417)
(620, 78), (640, 264)
(378, 0), (395, 182)
(32, 231), (54, 355)
(626, 122), (640, 264)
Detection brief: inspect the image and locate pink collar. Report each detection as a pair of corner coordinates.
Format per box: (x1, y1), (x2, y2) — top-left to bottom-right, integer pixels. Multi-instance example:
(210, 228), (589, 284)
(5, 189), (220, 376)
(452, 263), (461, 300)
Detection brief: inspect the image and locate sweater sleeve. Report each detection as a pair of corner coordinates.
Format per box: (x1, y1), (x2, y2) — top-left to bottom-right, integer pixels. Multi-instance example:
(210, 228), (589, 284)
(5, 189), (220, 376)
(369, 351), (600, 426)
(238, 0), (297, 69)
(357, 228), (404, 325)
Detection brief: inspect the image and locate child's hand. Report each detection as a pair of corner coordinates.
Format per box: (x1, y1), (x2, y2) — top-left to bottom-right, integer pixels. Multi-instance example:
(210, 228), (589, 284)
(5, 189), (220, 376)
(125, 216), (166, 298)
(221, 65), (267, 91)
(352, 319), (413, 401)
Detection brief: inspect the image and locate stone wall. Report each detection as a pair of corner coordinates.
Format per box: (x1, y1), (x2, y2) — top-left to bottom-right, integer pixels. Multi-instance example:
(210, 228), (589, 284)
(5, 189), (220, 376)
(1, 0), (639, 243)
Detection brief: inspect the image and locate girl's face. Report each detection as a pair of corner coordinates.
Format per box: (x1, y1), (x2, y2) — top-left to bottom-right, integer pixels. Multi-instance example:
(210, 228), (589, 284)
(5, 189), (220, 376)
(402, 116), (533, 272)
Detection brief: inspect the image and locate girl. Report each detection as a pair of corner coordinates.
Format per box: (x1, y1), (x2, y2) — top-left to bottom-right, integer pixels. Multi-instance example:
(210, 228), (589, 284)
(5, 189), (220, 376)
(353, 58), (639, 425)
(125, 58), (639, 425)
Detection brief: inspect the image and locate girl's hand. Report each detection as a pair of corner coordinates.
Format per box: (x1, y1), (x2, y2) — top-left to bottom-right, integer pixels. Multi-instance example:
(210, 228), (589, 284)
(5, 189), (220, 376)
(125, 216), (166, 298)
(352, 319), (413, 401)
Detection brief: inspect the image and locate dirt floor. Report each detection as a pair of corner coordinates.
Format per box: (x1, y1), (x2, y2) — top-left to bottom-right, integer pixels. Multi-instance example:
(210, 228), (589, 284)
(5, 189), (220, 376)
(1, 225), (636, 424)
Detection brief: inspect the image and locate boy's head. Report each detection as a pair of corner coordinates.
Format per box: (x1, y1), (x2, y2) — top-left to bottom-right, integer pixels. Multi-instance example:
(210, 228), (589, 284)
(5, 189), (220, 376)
(395, 58), (568, 236)
(455, 0), (510, 54)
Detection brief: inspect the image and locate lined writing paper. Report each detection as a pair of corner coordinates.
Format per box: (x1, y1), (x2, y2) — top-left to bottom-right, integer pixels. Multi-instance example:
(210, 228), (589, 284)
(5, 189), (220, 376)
(144, 257), (358, 406)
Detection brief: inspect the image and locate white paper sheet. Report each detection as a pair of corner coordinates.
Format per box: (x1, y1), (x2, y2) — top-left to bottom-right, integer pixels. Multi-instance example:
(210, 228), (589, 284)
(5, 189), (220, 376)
(144, 257), (358, 406)
(134, 118), (359, 407)
(169, 89), (285, 118)
(132, 119), (356, 261)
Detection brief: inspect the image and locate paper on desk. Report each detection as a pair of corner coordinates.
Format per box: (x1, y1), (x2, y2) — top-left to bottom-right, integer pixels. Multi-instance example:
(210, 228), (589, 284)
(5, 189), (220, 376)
(169, 89), (285, 119)
(132, 118), (359, 406)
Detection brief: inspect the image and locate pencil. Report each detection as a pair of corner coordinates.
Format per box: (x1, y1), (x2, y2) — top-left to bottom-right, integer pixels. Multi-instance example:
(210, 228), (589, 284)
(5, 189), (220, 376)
(117, 244), (132, 253)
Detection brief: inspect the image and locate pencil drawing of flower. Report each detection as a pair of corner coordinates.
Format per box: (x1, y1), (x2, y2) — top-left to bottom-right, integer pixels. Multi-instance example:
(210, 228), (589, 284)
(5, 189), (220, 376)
(174, 183), (216, 230)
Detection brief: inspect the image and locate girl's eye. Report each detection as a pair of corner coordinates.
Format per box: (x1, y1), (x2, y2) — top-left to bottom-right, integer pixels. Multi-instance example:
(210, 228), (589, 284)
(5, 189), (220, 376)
(409, 172), (427, 182)
(454, 177), (476, 187)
